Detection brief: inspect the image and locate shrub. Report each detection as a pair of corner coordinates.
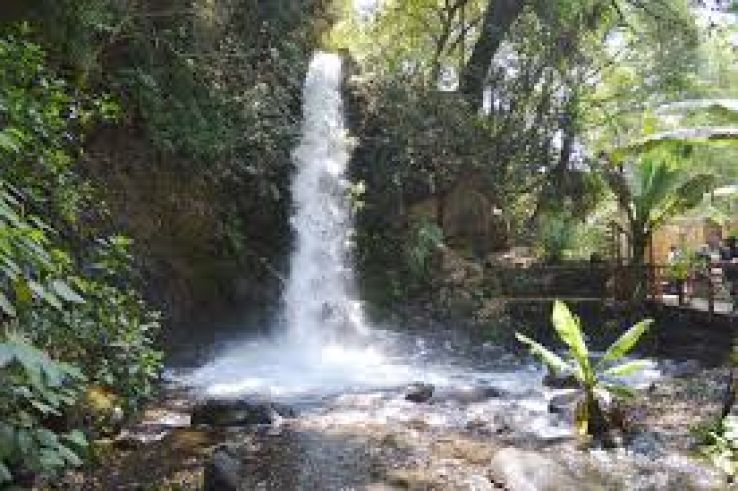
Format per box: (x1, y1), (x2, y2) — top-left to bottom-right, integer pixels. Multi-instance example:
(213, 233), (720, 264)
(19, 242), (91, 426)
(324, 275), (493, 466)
(516, 301), (653, 439)
(696, 415), (738, 478)
(0, 332), (87, 485)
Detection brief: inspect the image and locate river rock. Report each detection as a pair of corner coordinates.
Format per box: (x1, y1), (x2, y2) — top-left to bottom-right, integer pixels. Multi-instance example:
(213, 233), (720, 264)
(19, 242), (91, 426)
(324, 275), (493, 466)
(542, 372), (579, 389)
(435, 385), (506, 404)
(629, 430), (666, 458)
(489, 447), (580, 490)
(405, 383), (434, 403)
(663, 359), (701, 379)
(548, 390), (579, 422)
(191, 399), (296, 427)
(204, 447), (242, 491)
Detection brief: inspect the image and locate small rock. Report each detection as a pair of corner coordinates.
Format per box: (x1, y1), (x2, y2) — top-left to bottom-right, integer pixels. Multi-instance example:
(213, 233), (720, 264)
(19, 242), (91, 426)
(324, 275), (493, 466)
(547, 390), (580, 422)
(435, 385), (506, 404)
(204, 447), (242, 491)
(542, 372), (579, 389)
(112, 432), (144, 451)
(191, 399), (296, 427)
(665, 360), (701, 379)
(629, 430), (666, 458)
(405, 383), (434, 403)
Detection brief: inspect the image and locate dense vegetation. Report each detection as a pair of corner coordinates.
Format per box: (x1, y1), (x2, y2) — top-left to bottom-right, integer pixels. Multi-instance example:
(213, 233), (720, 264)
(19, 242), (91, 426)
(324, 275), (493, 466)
(331, 0), (738, 307)
(0, 0), (331, 484)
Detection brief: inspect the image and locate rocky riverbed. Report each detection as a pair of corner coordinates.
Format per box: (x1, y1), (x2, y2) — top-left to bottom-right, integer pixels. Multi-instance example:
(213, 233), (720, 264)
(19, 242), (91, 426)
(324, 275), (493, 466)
(60, 348), (734, 490)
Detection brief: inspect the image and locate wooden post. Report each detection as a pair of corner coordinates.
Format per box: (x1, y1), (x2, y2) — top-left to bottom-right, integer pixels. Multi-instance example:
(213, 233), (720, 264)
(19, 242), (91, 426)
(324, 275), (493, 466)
(648, 236), (656, 300)
(708, 271), (715, 316)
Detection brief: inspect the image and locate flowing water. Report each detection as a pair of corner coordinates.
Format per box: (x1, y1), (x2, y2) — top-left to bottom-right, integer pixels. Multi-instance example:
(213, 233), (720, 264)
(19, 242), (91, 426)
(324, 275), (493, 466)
(171, 53), (728, 489)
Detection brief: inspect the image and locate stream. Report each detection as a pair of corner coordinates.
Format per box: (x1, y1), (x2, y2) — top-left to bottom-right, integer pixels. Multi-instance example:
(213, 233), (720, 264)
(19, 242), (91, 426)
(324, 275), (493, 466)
(158, 324), (728, 490)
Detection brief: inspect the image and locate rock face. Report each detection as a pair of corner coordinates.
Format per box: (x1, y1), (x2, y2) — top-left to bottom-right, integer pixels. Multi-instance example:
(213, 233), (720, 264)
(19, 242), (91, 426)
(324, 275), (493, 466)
(489, 447), (582, 491)
(204, 447), (242, 491)
(405, 383), (435, 403)
(191, 399), (296, 427)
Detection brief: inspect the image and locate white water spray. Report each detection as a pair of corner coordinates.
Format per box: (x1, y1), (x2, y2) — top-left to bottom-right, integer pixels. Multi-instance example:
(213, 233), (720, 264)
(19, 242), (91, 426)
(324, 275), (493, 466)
(178, 53), (405, 398)
(283, 52), (367, 345)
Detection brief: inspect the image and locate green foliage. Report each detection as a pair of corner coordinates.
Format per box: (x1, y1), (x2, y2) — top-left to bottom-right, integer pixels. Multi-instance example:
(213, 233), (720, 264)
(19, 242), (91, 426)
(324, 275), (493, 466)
(406, 219), (444, 281)
(536, 213), (576, 263)
(0, 332), (87, 484)
(516, 301), (653, 437)
(25, 237), (162, 411)
(696, 415), (738, 477)
(665, 247), (698, 282)
(606, 154), (716, 266)
(0, 33), (116, 228)
(0, 31), (161, 485)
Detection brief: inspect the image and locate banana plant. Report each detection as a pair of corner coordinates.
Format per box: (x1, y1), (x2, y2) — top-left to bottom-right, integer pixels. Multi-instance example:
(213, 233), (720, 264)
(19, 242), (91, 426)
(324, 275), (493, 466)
(516, 301), (653, 438)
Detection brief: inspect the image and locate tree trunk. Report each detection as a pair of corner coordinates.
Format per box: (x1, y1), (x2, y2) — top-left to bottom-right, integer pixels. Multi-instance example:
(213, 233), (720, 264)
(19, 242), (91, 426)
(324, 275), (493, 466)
(459, 0), (527, 109)
(721, 367), (736, 420)
(631, 229), (649, 302)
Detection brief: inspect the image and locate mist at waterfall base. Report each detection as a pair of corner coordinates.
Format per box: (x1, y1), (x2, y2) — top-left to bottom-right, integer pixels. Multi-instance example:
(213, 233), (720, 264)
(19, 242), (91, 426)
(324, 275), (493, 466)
(177, 53), (658, 408)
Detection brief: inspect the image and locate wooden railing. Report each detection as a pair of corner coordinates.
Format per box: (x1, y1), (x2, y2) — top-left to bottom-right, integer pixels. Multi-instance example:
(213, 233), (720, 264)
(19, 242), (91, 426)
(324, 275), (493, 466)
(482, 261), (736, 315)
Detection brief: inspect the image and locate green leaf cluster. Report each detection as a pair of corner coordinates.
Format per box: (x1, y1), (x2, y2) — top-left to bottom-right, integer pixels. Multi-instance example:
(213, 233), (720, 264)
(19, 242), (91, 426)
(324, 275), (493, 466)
(516, 301), (653, 437)
(697, 415), (738, 477)
(0, 333), (87, 484)
(0, 32), (162, 485)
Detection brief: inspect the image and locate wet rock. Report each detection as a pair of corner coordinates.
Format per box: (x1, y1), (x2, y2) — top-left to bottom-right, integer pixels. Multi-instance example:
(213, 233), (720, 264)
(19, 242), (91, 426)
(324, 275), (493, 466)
(191, 399), (296, 427)
(204, 447), (242, 491)
(489, 447), (581, 490)
(548, 390), (579, 422)
(112, 432), (145, 451)
(629, 431), (666, 458)
(542, 372), (579, 389)
(405, 383), (434, 403)
(663, 360), (701, 379)
(435, 385), (506, 404)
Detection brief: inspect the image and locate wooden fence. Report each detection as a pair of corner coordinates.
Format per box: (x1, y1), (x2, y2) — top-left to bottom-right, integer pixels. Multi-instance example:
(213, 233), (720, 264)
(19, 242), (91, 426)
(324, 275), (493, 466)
(484, 261), (736, 316)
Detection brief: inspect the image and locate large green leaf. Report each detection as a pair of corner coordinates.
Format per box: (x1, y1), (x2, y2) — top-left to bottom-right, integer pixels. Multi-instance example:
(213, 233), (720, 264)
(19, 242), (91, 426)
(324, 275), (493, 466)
(598, 319), (653, 366)
(601, 359), (651, 378)
(62, 430), (88, 449)
(49, 279), (85, 304)
(56, 444), (82, 467)
(551, 301), (590, 377)
(0, 291), (16, 317)
(515, 332), (573, 376)
(601, 382), (636, 399)
(27, 280), (62, 310)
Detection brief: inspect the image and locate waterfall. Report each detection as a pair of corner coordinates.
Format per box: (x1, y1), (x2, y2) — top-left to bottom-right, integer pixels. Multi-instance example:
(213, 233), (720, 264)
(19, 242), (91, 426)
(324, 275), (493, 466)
(282, 52), (367, 344)
(181, 53), (391, 399)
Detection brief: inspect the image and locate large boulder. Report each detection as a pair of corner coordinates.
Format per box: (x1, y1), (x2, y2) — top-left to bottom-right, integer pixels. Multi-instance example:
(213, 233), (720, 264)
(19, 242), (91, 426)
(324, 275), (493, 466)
(204, 447), (242, 491)
(191, 399), (296, 427)
(489, 447), (583, 491)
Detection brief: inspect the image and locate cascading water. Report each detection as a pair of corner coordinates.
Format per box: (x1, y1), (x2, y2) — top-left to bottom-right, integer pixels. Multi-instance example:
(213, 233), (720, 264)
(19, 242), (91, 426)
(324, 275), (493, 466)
(283, 52), (367, 346)
(178, 53), (410, 398)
